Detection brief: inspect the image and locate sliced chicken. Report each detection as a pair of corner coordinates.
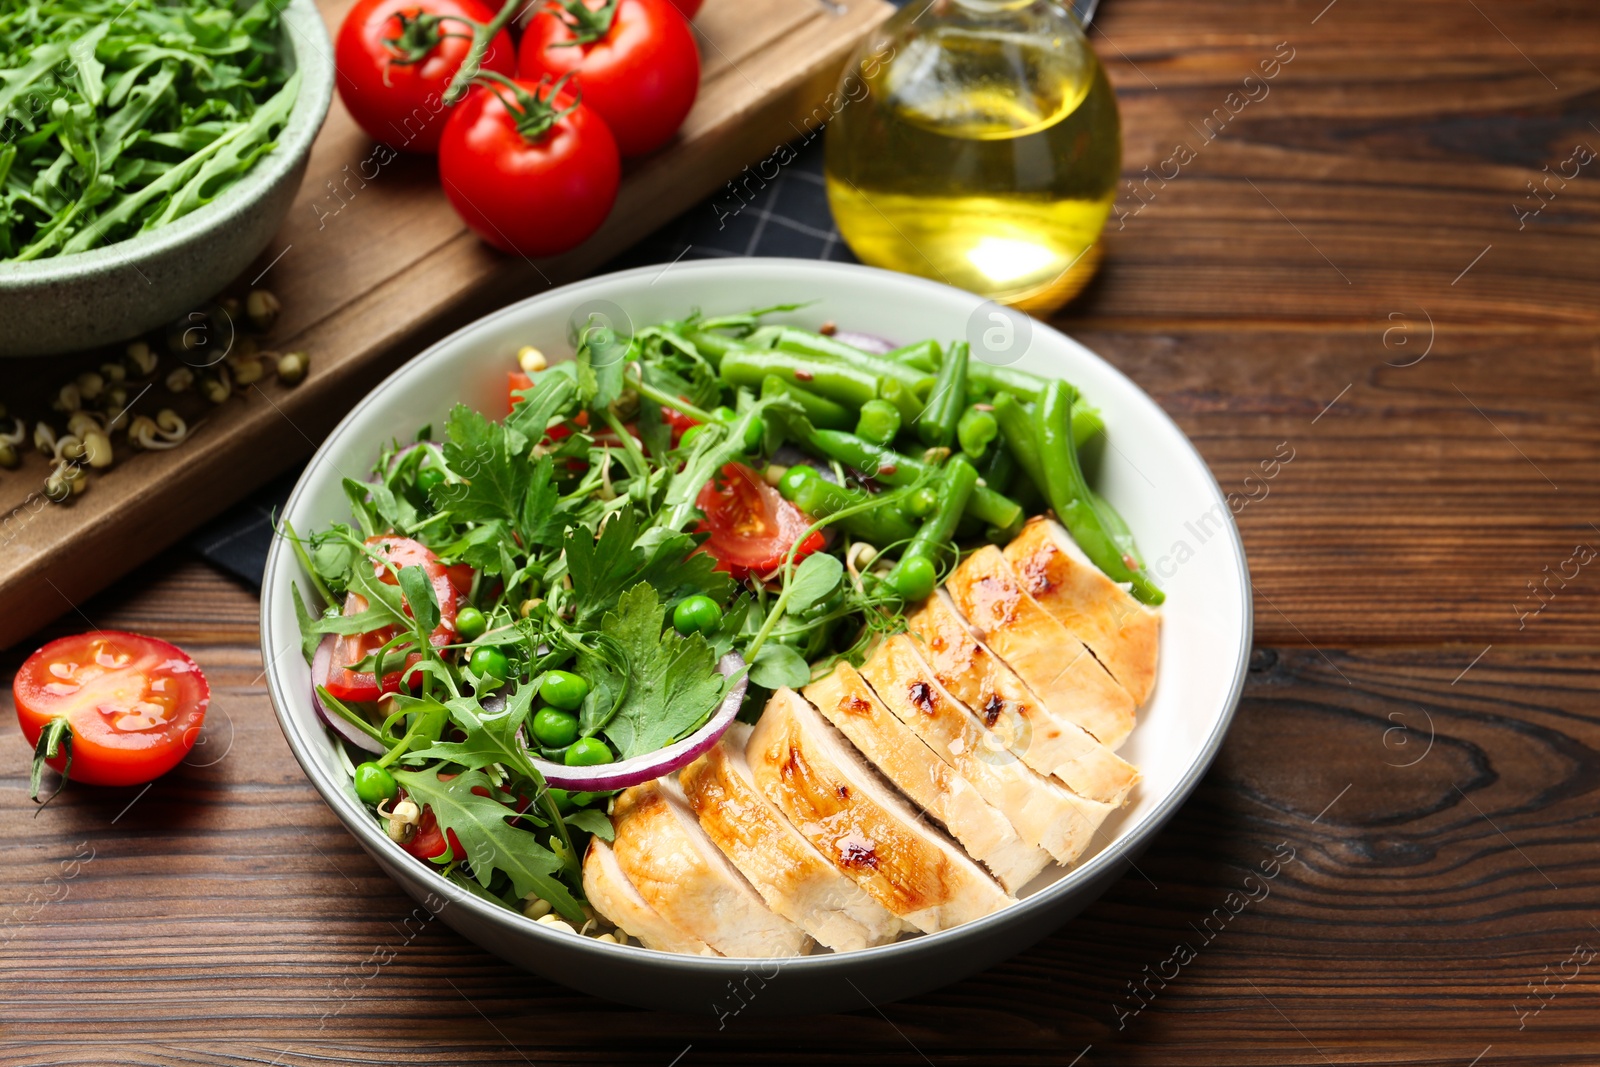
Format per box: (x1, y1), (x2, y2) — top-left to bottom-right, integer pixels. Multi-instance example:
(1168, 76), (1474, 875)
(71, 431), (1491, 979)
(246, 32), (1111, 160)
(746, 688), (1012, 933)
(610, 778), (810, 958)
(804, 664), (1049, 893)
(946, 545), (1137, 749)
(680, 724), (907, 952)
(860, 634), (1116, 867)
(1004, 517), (1161, 706)
(905, 591), (1139, 806)
(582, 836), (718, 956)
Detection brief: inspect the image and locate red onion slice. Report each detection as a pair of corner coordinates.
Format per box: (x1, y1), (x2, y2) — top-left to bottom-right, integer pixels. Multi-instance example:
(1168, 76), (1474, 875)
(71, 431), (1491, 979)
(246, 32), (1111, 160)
(832, 330), (897, 355)
(526, 651), (748, 791)
(311, 635), (387, 755)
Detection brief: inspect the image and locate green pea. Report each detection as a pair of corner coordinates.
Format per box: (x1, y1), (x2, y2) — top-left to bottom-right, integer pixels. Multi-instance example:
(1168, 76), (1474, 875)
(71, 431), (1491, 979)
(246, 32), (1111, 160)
(415, 466), (445, 492)
(679, 424), (706, 449)
(468, 645), (508, 685)
(353, 762), (398, 806)
(741, 414), (765, 451)
(546, 786), (574, 812)
(532, 706), (580, 747)
(887, 555), (936, 601)
(906, 486), (939, 518)
(673, 594), (723, 636)
(711, 406), (739, 423)
(565, 737), (613, 766)
(540, 670), (590, 711)
(570, 791), (603, 807)
(454, 605), (486, 641)
(777, 464), (820, 501)
(854, 399), (902, 447)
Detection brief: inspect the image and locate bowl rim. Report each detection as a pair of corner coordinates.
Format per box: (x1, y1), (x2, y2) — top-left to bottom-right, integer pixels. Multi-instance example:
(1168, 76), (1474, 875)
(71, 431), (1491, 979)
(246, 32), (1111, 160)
(261, 258), (1253, 976)
(0, 0), (334, 286)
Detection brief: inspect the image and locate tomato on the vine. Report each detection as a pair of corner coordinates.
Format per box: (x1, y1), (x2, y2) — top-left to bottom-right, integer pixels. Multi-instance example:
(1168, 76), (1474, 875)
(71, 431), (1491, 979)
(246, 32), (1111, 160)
(517, 0), (700, 157)
(438, 74), (620, 257)
(696, 462), (825, 580)
(335, 0), (517, 153)
(13, 631), (210, 797)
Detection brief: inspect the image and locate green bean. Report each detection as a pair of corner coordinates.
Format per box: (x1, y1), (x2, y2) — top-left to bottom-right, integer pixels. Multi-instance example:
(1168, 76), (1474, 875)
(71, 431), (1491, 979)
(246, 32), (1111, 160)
(1034, 380), (1164, 605)
(682, 328), (743, 367)
(886, 456), (979, 597)
(854, 398), (902, 446)
(750, 325), (929, 394)
(721, 351), (878, 408)
(803, 429), (1022, 530)
(780, 474), (920, 544)
(885, 339), (940, 373)
(978, 441), (1016, 494)
(957, 405), (999, 458)
(760, 374), (853, 430)
(916, 341), (968, 448)
(992, 391), (1047, 493)
(964, 361), (1051, 403)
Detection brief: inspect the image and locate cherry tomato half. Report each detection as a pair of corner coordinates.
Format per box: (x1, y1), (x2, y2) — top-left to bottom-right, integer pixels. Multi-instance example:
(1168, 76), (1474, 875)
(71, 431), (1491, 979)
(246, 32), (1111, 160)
(335, 0), (517, 153)
(696, 462), (825, 580)
(666, 0), (702, 16)
(438, 78), (620, 257)
(14, 631), (209, 789)
(326, 537), (464, 703)
(518, 0), (700, 158)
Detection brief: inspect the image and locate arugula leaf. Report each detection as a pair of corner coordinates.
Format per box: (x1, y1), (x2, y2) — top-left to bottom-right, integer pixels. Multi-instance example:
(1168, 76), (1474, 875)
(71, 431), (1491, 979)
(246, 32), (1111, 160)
(290, 584), (322, 665)
(566, 809), (614, 841)
(591, 583), (725, 759)
(409, 689), (537, 775)
(397, 564), (440, 636)
(391, 768), (582, 921)
(750, 642), (810, 690)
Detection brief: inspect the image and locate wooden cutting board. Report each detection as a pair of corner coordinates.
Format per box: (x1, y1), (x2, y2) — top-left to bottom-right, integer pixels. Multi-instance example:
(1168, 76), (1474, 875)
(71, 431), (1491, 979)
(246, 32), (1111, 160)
(0, 0), (890, 650)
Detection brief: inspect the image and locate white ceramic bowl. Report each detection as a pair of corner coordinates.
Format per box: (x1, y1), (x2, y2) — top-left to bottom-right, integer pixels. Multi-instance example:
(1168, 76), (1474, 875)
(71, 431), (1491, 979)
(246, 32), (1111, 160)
(261, 259), (1250, 1014)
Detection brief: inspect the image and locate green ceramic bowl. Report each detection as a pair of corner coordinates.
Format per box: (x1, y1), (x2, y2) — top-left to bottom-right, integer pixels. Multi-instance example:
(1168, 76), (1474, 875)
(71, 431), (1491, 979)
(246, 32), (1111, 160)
(0, 0), (334, 358)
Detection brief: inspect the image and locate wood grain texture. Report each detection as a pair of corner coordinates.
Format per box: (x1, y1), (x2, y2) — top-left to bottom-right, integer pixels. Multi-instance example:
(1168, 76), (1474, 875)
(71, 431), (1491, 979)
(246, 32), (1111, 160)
(3, 0), (1600, 1062)
(0, 0), (892, 650)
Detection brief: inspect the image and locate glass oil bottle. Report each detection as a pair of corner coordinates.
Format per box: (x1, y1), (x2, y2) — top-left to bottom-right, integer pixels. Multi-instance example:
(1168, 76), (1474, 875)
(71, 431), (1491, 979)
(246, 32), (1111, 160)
(825, 0), (1120, 313)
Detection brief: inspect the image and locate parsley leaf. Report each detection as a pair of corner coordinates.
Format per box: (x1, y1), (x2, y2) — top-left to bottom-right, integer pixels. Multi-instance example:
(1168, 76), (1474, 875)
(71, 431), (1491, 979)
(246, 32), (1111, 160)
(432, 405), (528, 527)
(587, 583), (725, 759)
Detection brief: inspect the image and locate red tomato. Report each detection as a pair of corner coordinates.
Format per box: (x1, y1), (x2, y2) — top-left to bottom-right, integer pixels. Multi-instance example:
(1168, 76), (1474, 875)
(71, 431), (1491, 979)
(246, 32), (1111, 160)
(438, 78), (620, 257)
(402, 805), (465, 861)
(662, 403), (698, 445)
(696, 463), (824, 580)
(667, 0), (702, 16)
(335, 0), (517, 153)
(13, 631), (209, 789)
(508, 370), (533, 413)
(517, 0), (700, 157)
(326, 538), (462, 702)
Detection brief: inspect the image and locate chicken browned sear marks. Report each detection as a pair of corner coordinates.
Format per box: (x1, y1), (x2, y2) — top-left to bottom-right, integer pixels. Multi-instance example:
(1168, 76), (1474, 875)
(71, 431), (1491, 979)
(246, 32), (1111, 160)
(909, 680), (936, 715)
(982, 693), (1005, 727)
(838, 838), (880, 870)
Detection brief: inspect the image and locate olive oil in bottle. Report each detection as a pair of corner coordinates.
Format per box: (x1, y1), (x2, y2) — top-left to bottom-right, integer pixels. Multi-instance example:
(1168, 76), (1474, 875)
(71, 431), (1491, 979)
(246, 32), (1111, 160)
(825, 0), (1120, 313)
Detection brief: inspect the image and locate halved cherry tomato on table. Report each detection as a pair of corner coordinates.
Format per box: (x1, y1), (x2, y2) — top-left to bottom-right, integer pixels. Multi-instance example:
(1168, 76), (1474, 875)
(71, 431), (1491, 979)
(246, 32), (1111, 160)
(517, 0), (700, 158)
(696, 462), (824, 580)
(666, 0), (702, 17)
(335, 0), (517, 153)
(14, 631), (209, 796)
(438, 75), (620, 257)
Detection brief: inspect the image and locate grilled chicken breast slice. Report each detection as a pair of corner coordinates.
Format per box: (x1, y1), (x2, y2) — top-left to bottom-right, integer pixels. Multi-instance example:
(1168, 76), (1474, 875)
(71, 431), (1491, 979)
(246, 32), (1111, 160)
(905, 591), (1139, 805)
(946, 545), (1136, 749)
(1004, 517), (1161, 706)
(610, 779), (810, 959)
(582, 836), (718, 956)
(680, 723), (907, 952)
(860, 634), (1116, 866)
(804, 664), (1049, 893)
(746, 688), (1012, 933)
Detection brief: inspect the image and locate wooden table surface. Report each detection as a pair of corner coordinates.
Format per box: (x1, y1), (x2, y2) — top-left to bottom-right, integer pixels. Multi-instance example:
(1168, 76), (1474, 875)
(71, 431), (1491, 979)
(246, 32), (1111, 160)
(4, 0), (1599, 1064)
